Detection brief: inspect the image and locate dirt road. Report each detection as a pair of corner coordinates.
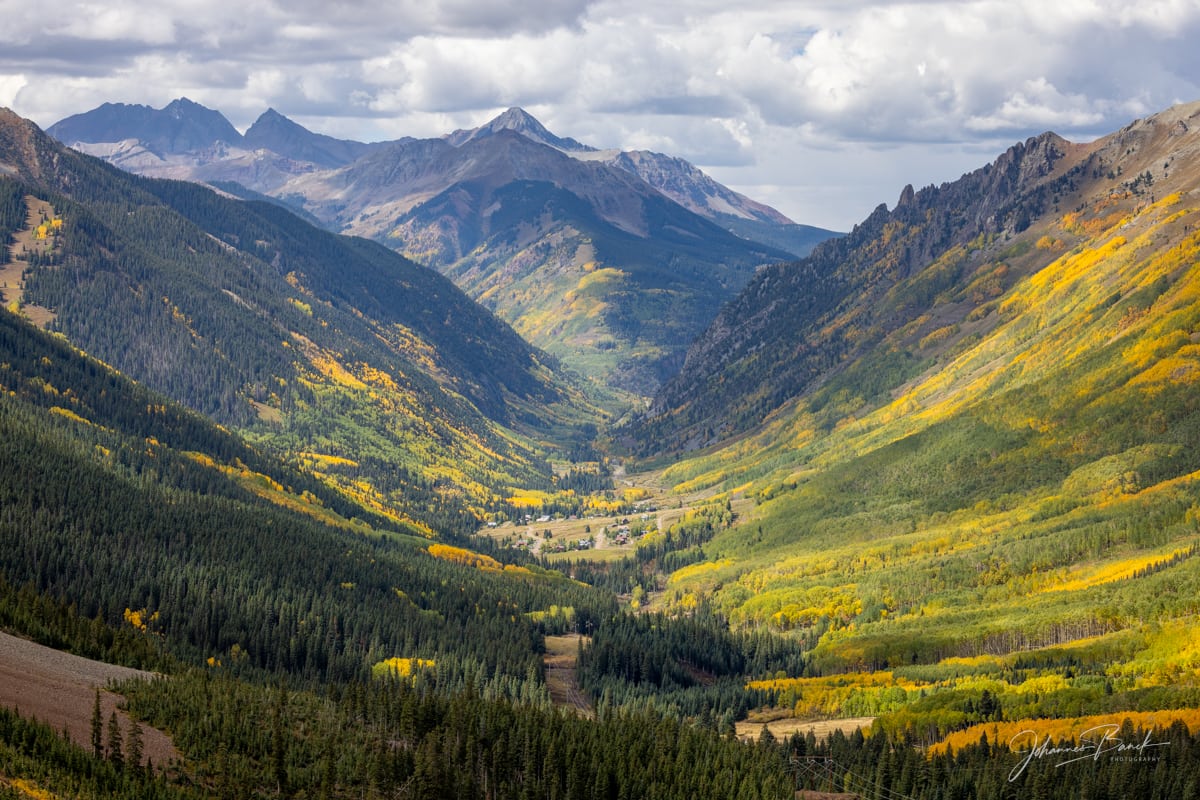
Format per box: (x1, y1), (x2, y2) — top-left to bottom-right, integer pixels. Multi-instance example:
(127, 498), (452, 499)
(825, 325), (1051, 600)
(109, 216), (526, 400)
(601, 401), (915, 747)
(543, 634), (593, 718)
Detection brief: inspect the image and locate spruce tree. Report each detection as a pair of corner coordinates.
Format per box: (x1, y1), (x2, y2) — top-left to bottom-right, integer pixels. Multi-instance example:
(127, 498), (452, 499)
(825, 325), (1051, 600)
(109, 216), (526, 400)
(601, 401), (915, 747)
(90, 688), (103, 759)
(272, 682), (289, 797)
(106, 710), (123, 767)
(126, 720), (143, 772)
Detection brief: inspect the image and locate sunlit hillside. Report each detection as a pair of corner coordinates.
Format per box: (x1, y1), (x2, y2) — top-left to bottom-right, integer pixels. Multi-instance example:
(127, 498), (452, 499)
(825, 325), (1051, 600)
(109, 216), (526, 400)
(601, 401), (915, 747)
(648, 102), (1200, 743)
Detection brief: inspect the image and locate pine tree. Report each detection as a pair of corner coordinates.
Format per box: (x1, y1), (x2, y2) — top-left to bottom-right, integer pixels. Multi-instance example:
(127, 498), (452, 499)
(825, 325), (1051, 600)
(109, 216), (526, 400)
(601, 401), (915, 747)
(272, 682), (289, 797)
(106, 710), (123, 767)
(90, 688), (103, 759)
(126, 719), (144, 771)
(318, 740), (336, 800)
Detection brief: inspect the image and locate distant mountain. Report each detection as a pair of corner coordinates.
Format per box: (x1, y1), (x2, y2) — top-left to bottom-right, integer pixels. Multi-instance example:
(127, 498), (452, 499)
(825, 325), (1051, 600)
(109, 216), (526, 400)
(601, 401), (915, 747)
(601, 149), (834, 257)
(48, 97), (242, 155)
(243, 108), (382, 167)
(604, 149), (789, 224)
(284, 127), (796, 394)
(444, 106), (595, 152)
(49, 101), (371, 190)
(1, 107), (593, 527)
(47, 100), (838, 397)
(444, 112), (838, 255)
(443, 112), (822, 238)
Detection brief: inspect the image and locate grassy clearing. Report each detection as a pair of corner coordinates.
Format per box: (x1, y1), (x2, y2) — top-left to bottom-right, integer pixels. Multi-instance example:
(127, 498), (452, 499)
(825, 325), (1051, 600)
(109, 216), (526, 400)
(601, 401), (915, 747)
(735, 716), (875, 743)
(476, 465), (740, 563)
(1, 195), (58, 325)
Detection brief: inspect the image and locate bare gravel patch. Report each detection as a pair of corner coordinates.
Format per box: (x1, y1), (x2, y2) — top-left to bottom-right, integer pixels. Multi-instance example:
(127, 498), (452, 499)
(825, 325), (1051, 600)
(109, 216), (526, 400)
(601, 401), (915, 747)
(0, 631), (180, 770)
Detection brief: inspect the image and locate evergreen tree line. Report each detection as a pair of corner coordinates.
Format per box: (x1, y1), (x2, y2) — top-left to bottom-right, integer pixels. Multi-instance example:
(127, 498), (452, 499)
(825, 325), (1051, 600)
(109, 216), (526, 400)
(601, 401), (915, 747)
(8, 659), (1200, 800)
(553, 465), (613, 495)
(118, 667), (796, 800)
(0, 576), (169, 671)
(0, 179), (25, 248)
(0, 313), (615, 691)
(579, 608), (808, 723)
(0, 658), (796, 800)
(0, 704), (189, 800)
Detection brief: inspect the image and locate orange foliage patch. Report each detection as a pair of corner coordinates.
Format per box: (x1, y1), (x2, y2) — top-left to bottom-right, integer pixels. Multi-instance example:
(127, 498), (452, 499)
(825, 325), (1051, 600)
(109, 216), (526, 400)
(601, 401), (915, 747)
(9, 777), (59, 800)
(427, 543), (504, 571)
(373, 656), (436, 678)
(931, 709), (1200, 757)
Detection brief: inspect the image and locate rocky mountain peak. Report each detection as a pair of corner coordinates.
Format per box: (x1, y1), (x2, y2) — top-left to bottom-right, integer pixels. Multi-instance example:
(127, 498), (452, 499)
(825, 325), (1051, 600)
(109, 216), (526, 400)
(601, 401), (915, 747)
(445, 107), (595, 153)
(164, 97), (204, 118)
(244, 107), (303, 138)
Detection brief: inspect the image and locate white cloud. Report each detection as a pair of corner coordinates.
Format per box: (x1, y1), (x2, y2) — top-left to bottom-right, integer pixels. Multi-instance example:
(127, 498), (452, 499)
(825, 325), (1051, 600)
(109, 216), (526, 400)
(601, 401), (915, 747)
(964, 78), (1106, 133)
(0, 74), (27, 108)
(44, 3), (179, 44)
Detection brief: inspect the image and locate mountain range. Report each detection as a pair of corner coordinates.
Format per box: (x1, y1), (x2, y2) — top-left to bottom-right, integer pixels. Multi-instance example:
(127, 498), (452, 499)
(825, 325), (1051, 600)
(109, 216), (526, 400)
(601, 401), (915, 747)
(48, 99), (837, 397)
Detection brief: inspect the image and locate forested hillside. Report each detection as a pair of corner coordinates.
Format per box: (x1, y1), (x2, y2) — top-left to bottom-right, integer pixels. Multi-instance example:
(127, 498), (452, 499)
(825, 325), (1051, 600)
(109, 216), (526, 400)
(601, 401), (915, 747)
(0, 308), (606, 675)
(1, 108), (599, 529)
(634, 130), (1076, 453)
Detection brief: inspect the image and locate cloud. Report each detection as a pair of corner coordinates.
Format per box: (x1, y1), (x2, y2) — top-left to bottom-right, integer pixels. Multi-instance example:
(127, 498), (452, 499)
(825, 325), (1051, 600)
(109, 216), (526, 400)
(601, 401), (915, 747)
(0, 74), (27, 109)
(676, 0), (1200, 145)
(963, 78), (1107, 134)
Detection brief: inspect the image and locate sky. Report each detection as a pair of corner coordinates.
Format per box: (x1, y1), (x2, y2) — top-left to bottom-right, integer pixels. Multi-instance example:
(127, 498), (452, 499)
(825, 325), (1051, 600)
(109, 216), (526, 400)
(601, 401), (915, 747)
(3, 0), (1200, 231)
